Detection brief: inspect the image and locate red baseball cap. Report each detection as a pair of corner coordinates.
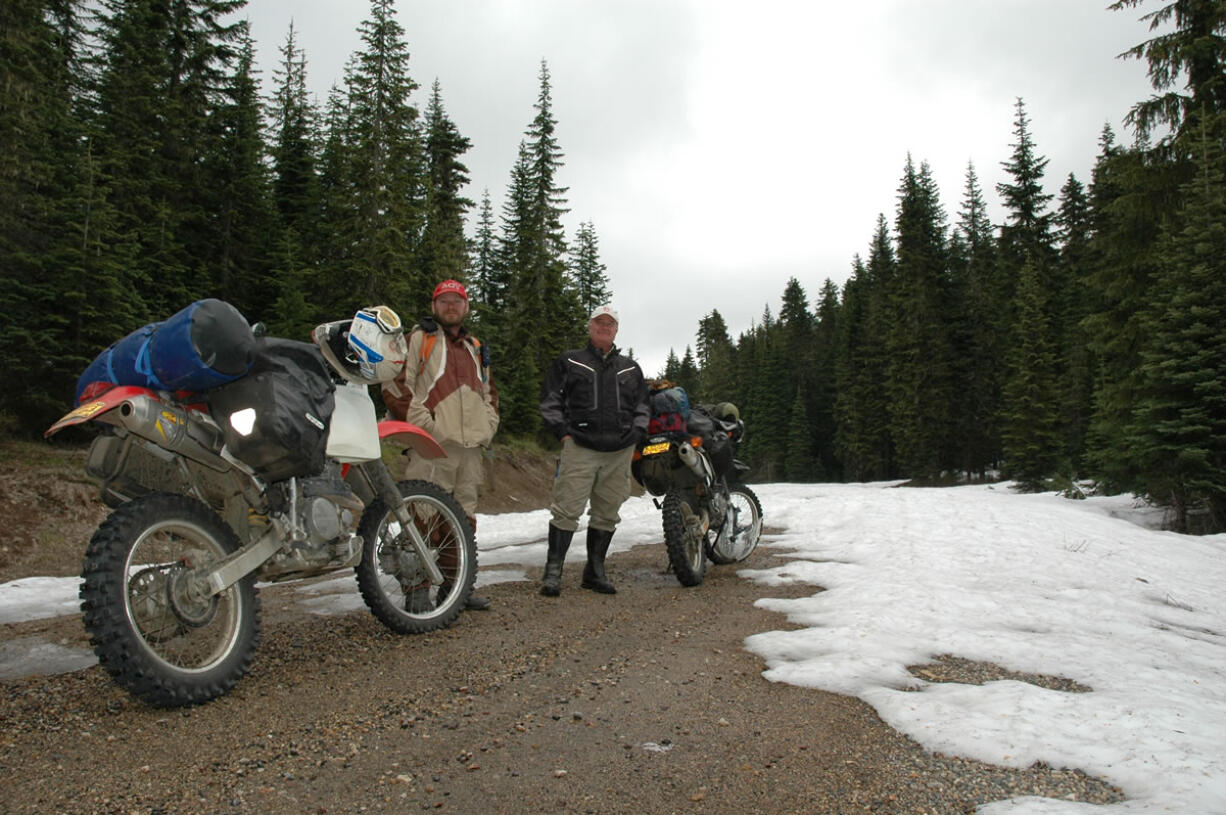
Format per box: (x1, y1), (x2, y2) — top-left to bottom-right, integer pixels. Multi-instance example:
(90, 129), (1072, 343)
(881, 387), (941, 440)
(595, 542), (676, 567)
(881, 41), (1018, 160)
(433, 279), (468, 301)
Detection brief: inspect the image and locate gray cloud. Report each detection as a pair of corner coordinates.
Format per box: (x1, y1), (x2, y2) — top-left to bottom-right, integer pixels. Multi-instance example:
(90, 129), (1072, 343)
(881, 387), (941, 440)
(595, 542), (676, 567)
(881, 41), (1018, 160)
(245, 0), (1160, 377)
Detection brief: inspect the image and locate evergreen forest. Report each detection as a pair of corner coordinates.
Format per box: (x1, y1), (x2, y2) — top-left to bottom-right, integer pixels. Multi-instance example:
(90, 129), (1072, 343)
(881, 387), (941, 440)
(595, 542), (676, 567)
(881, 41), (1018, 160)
(2, 0), (1225, 532)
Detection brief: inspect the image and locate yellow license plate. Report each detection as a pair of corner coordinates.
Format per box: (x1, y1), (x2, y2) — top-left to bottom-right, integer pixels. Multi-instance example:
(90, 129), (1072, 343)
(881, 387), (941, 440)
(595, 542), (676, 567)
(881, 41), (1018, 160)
(641, 441), (670, 456)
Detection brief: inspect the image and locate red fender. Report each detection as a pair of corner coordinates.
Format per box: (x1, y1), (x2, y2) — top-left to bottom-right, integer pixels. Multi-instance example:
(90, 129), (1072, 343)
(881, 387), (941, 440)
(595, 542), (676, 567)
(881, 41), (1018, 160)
(44, 385), (159, 437)
(377, 420), (446, 460)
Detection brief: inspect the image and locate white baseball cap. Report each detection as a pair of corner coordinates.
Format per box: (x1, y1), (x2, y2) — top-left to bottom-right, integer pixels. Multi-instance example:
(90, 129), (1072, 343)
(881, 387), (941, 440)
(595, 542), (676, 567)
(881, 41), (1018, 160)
(590, 304), (619, 323)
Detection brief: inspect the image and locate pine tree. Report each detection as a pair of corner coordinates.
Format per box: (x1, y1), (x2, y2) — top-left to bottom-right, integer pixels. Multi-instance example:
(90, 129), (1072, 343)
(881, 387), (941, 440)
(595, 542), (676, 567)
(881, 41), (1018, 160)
(994, 100), (1063, 483)
(267, 20), (320, 249)
(1083, 128), (1171, 491)
(1129, 116), (1226, 531)
(784, 388), (820, 481)
(0, 0), (118, 432)
(812, 278), (842, 479)
(887, 156), (952, 480)
(490, 145), (538, 436)
(1110, 0), (1226, 144)
(202, 30), (275, 319)
(314, 82), (353, 290)
(675, 347), (700, 396)
(661, 348), (681, 382)
(695, 310), (737, 402)
(778, 277), (816, 471)
(501, 61), (581, 438)
(834, 218), (897, 481)
(332, 0), (424, 313)
(568, 221), (610, 317)
(1001, 260), (1064, 490)
(947, 163), (1002, 477)
(417, 79), (474, 311)
(468, 189), (502, 333)
(93, 0), (249, 316)
(1054, 172), (1095, 472)
(996, 99), (1057, 319)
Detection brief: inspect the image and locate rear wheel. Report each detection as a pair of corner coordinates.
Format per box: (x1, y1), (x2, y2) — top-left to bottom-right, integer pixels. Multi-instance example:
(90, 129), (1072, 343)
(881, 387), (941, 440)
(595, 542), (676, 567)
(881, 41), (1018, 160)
(707, 484), (763, 564)
(355, 480), (475, 633)
(79, 493), (259, 707)
(662, 489), (707, 586)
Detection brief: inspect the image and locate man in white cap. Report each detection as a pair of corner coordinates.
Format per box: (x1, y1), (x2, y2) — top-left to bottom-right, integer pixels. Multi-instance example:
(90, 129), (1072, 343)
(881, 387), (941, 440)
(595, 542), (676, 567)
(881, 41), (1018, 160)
(538, 304), (649, 596)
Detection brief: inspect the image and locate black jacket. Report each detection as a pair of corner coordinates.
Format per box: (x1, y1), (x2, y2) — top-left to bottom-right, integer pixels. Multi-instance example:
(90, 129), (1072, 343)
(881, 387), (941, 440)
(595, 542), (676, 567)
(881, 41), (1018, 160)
(540, 343), (649, 452)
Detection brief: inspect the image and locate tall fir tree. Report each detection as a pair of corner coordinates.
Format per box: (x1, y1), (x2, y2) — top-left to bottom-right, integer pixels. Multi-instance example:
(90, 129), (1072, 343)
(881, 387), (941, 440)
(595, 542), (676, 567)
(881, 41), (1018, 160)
(91, 0), (248, 318)
(1083, 142), (1179, 491)
(834, 218), (897, 481)
(501, 61), (581, 438)
(994, 99), (1063, 484)
(947, 163), (1002, 477)
(265, 20), (321, 335)
(202, 30), (275, 319)
(1128, 115), (1226, 531)
(1111, 0), (1226, 145)
(416, 78), (474, 315)
(811, 278), (842, 479)
(266, 21), (320, 248)
(887, 156), (953, 480)
(330, 0), (424, 314)
(1053, 172), (1095, 472)
(695, 309), (736, 403)
(995, 99), (1057, 318)
(1001, 259), (1064, 489)
(0, 0), (118, 432)
(467, 189), (502, 332)
(568, 220), (610, 317)
(777, 277), (816, 471)
(784, 388), (820, 481)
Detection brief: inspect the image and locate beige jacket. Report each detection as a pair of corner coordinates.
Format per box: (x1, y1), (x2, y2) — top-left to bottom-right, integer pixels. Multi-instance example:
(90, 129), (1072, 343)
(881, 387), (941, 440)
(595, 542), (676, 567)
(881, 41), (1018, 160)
(383, 325), (499, 448)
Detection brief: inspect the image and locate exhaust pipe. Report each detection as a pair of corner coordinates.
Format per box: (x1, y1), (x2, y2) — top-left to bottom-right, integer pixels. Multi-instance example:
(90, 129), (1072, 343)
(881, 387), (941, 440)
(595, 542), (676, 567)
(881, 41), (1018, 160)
(676, 441), (713, 487)
(115, 395), (232, 473)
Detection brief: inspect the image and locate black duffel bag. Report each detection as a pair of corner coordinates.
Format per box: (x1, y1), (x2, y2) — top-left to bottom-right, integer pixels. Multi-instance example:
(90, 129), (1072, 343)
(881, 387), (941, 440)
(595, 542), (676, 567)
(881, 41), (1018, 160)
(207, 338), (336, 483)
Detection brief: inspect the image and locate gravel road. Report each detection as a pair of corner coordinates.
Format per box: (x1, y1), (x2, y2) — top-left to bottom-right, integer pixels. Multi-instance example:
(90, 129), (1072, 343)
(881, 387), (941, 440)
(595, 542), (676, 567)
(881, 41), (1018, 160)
(0, 540), (1123, 814)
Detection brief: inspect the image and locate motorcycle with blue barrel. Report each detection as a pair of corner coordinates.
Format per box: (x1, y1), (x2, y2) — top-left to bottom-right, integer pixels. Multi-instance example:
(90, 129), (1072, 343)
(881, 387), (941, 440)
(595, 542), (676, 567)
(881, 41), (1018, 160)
(631, 382), (763, 586)
(46, 300), (475, 707)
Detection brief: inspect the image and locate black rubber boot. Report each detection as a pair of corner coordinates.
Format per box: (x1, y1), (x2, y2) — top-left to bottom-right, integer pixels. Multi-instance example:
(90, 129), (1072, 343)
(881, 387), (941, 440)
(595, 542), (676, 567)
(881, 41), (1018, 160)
(540, 525), (574, 597)
(581, 527), (617, 594)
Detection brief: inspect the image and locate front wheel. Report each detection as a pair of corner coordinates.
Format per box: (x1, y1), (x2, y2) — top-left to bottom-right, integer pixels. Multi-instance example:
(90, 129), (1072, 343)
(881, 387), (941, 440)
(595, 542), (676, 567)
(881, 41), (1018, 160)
(79, 493), (260, 707)
(355, 479), (476, 634)
(662, 489), (707, 586)
(707, 484), (763, 564)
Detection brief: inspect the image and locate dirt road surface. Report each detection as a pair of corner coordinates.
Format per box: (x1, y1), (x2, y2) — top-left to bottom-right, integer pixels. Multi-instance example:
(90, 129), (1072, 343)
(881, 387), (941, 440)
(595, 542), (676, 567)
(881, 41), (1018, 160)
(0, 441), (1122, 813)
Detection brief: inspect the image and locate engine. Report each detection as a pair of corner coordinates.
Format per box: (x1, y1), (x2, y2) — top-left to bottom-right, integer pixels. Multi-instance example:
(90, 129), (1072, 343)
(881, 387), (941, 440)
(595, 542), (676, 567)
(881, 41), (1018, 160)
(260, 465), (366, 581)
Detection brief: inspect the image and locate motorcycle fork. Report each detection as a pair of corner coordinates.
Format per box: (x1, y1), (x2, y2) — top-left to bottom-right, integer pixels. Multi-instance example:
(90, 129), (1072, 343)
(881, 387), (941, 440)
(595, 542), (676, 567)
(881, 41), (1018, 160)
(349, 459), (445, 586)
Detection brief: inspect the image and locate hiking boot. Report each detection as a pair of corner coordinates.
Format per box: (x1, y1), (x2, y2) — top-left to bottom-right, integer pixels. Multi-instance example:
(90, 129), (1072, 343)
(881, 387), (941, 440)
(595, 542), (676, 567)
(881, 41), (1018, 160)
(404, 587), (432, 614)
(437, 582), (491, 611)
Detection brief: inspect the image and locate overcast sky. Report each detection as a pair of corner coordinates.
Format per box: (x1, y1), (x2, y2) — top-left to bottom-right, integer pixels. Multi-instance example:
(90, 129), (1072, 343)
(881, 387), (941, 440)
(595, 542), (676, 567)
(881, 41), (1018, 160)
(241, 0), (1163, 377)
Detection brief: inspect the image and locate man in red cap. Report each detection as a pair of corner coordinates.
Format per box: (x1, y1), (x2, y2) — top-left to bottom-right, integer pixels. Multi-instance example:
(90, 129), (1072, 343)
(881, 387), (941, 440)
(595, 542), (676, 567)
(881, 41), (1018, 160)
(384, 279), (499, 611)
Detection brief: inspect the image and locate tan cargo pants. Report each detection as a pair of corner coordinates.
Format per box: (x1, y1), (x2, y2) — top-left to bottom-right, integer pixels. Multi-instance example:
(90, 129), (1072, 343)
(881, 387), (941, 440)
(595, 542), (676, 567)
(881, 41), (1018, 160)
(403, 440), (484, 516)
(549, 438), (635, 532)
